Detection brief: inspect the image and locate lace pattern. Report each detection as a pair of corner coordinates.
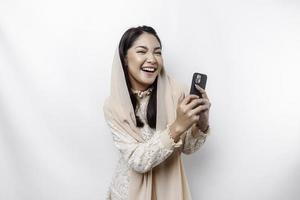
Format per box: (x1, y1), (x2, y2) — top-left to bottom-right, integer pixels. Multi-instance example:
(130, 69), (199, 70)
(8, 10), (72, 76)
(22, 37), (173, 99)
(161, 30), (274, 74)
(181, 128), (210, 154)
(106, 92), (209, 199)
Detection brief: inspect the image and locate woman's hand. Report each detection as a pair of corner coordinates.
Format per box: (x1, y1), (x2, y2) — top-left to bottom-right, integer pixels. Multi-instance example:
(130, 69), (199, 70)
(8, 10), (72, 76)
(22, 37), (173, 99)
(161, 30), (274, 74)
(194, 84), (211, 132)
(169, 94), (205, 141)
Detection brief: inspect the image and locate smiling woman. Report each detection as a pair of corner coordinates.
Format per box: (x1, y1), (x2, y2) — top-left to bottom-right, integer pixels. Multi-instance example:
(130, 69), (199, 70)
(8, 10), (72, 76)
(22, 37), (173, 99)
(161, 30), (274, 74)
(103, 25), (211, 200)
(125, 33), (163, 91)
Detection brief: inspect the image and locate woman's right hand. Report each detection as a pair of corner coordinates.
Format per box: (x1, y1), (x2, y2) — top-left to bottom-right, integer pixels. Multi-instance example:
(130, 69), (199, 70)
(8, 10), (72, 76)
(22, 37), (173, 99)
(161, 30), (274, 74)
(169, 94), (206, 142)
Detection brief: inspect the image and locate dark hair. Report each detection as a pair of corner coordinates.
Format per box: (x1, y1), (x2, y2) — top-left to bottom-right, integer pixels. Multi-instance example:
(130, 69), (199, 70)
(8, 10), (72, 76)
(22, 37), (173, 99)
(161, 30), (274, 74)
(118, 25), (162, 129)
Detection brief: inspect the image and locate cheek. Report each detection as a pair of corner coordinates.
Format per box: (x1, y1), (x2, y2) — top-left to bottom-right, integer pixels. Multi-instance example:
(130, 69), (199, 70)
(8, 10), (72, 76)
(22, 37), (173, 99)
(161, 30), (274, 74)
(127, 62), (142, 77)
(127, 56), (145, 70)
(127, 65), (139, 77)
(157, 58), (164, 69)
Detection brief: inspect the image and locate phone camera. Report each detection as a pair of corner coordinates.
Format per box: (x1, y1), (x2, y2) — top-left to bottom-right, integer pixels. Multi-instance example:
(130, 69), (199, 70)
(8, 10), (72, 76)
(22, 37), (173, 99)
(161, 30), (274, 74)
(196, 74), (201, 84)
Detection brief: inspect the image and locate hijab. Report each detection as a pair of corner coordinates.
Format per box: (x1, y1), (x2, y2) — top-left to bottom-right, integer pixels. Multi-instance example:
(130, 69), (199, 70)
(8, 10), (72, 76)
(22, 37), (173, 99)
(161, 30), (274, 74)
(103, 48), (192, 200)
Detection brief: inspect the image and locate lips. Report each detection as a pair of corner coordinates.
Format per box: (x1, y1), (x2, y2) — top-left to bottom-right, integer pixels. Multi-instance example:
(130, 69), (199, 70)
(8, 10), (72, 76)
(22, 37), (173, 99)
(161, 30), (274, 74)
(141, 66), (157, 73)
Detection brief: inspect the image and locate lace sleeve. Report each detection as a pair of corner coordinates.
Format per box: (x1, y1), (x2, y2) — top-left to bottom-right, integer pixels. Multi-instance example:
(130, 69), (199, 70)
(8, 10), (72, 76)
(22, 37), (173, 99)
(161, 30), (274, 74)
(107, 121), (183, 173)
(181, 126), (210, 155)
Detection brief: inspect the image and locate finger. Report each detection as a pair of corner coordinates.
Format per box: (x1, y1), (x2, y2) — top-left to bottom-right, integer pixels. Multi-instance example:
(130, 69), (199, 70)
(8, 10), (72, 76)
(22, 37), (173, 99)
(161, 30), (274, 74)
(188, 99), (210, 110)
(195, 84), (209, 100)
(186, 98), (206, 110)
(200, 99), (211, 108)
(191, 104), (210, 115)
(191, 115), (200, 123)
(182, 94), (199, 105)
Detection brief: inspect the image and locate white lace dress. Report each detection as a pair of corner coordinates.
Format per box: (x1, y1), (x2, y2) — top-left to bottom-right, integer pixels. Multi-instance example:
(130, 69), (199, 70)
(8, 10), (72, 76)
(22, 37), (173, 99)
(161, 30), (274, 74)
(105, 88), (209, 200)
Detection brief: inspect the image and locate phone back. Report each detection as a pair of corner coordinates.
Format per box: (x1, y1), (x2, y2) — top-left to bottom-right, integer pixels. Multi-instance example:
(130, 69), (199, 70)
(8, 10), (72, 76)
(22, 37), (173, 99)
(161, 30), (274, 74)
(190, 73), (207, 98)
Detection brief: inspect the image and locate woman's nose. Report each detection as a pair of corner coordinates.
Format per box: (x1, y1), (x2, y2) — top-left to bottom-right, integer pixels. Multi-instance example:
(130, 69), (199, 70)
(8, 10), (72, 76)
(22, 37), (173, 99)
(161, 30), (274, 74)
(146, 53), (157, 64)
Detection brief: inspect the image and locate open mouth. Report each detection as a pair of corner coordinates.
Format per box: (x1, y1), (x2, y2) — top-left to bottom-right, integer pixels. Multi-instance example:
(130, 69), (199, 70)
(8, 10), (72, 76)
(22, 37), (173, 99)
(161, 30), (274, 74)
(141, 67), (157, 73)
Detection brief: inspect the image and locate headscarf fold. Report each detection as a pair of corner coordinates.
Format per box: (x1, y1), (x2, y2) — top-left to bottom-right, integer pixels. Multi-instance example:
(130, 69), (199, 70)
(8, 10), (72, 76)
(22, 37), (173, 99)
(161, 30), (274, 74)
(103, 49), (192, 200)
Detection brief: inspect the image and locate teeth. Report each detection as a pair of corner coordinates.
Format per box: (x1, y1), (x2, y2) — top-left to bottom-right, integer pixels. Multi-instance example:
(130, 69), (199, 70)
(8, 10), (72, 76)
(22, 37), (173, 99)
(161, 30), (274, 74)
(142, 67), (155, 72)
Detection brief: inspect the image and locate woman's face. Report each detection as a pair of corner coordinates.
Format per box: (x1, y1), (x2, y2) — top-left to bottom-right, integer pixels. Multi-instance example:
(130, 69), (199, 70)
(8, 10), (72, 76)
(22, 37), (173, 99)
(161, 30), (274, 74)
(125, 32), (163, 91)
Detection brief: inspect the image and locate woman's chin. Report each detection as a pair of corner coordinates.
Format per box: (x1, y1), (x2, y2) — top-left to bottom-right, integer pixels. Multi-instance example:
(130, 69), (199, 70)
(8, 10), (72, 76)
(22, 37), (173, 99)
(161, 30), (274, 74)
(135, 78), (156, 90)
(143, 77), (157, 85)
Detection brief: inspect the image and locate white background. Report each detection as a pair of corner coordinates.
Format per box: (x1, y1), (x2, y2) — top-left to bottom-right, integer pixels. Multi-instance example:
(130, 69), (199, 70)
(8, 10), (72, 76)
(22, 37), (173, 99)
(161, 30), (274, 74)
(1, 0), (300, 199)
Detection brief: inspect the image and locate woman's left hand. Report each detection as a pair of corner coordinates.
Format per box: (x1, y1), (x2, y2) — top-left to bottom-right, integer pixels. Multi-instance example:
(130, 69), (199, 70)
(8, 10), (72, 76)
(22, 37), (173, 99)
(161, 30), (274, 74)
(194, 84), (211, 132)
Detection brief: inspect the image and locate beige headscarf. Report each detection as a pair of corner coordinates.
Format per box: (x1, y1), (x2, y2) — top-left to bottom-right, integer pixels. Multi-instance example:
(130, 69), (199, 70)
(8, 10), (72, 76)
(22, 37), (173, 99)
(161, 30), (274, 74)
(103, 49), (192, 200)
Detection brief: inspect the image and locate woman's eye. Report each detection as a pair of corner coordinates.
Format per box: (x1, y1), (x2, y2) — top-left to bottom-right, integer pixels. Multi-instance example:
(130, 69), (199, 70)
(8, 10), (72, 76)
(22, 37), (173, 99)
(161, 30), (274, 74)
(155, 51), (162, 55)
(137, 51), (146, 54)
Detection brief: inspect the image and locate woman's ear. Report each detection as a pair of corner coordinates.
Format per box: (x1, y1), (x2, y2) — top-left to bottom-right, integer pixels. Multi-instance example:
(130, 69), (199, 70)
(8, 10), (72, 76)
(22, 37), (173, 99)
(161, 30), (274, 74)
(124, 56), (128, 66)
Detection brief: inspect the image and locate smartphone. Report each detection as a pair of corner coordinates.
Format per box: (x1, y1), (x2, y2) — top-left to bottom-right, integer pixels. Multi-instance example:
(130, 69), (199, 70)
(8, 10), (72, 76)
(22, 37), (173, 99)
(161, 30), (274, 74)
(190, 72), (207, 98)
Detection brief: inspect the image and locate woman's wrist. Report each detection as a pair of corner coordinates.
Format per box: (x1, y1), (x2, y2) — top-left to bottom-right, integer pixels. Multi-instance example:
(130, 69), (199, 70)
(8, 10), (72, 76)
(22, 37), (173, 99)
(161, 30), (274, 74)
(169, 122), (182, 142)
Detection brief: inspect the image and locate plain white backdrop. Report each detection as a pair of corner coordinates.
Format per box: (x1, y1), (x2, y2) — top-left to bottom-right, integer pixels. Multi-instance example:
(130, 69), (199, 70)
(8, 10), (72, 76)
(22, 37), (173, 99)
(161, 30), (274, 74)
(1, 0), (300, 199)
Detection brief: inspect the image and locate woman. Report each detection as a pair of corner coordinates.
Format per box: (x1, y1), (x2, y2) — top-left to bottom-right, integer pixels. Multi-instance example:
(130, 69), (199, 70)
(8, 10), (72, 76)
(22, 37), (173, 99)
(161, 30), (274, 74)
(103, 25), (211, 200)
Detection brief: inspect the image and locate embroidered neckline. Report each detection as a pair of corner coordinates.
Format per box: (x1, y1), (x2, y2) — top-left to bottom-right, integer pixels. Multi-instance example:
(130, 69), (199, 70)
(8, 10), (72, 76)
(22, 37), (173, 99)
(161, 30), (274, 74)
(131, 86), (154, 99)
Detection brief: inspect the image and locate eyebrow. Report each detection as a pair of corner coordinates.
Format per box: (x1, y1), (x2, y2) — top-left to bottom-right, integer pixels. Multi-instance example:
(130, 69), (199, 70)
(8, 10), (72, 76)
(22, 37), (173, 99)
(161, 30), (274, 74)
(135, 45), (161, 50)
